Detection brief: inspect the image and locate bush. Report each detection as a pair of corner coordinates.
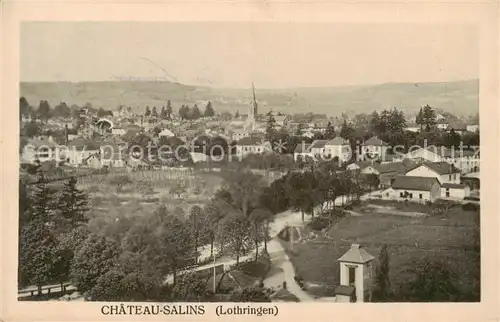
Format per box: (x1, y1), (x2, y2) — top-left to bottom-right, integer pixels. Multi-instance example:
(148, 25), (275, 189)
(308, 217), (330, 231)
(462, 203), (480, 211)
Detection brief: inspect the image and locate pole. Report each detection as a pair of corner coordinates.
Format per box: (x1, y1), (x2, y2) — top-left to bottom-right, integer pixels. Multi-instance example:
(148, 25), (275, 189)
(212, 252), (216, 293)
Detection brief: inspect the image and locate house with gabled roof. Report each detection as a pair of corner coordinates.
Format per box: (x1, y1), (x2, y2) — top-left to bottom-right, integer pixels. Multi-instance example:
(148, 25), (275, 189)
(404, 147), (479, 174)
(324, 137), (352, 165)
(66, 138), (101, 167)
(235, 137), (272, 158)
(361, 136), (389, 161)
(404, 161), (469, 200)
(293, 142), (313, 162)
(405, 161), (461, 184)
(382, 176), (441, 203)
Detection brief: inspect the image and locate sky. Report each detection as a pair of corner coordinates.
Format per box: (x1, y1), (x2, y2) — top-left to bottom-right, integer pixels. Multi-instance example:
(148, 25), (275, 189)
(21, 22), (479, 88)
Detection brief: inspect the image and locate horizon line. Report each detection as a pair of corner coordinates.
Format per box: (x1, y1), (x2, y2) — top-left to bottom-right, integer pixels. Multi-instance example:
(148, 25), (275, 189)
(19, 78), (479, 91)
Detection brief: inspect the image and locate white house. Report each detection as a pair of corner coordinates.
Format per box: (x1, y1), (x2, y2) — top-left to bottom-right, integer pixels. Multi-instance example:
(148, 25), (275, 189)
(361, 136), (389, 161)
(404, 162), (461, 185)
(404, 124), (421, 133)
(466, 124), (479, 133)
(324, 137), (352, 165)
(383, 176), (441, 203)
(404, 147), (479, 174)
(309, 140), (328, 158)
(294, 143), (313, 162)
(66, 139), (101, 167)
(436, 122), (450, 130)
(158, 128), (175, 138)
(441, 183), (471, 200)
(112, 128), (127, 136)
(235, 137), (272, 158)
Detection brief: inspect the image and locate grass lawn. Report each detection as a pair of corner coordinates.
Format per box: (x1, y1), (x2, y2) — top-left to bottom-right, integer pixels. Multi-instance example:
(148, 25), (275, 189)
(284, 203), (480, 300)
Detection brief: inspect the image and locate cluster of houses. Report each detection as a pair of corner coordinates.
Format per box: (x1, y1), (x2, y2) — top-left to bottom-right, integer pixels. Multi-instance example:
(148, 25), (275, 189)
(290, 134), (479, 203)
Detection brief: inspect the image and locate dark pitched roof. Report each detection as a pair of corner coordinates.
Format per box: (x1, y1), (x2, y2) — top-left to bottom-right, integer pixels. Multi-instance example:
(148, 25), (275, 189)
(374, 161), (413, 174)
(309, 140), (328, 149)
(237, 137), (263, 146)
(363, 136), (389, 146)
(442, 183), (467, 189)
(325, 137), (349, 146)
(423, 162), (461, 175)
(337, 244), (375, 263)
(391, 176), (440, 191)
(294, 143), (312, 153)
(407, 161), (461, 175)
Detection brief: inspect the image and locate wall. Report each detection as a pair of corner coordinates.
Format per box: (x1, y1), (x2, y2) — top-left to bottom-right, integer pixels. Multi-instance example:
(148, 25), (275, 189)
(339, 262), (366, 303)
(441, 186), (470, 200)
(392, 187), (439, 202)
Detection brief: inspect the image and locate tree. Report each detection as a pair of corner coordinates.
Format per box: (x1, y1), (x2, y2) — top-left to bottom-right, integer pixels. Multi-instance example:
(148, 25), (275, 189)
(398, 260), (462, 302)
(24, 120), (41, 138)
(223, 170), (265, 218)
(415, 107), (424, 130)
(364, 173), (380, 192)
(152, 106), (158, 117)
(179, 105), (190, 120)
(57, 177), (89, 231)
(374, 244), (391, 301)
(37, 100), (51, 121)
(219, 212), (252, 266)
(191, 104), (201, 119)
(188, 205), (206, 264)
(20, 96), (32, 118)
(157, 214), (193, 285)
(325, 121), (336, 140)
(160, 106), (167, 119)
(171, 273), (209, 301)
(204, 101), (215, 117)
(166, 100), (173, 119)
(97, 107), (112, 118)
(53, 226), (89, 292)
(170, 179), (187, 199)
(18, 215), (59, 293)
(109, 175), (131, 193)
(88, 269), (127, 301)
(145, 106), (151, 117)
(265, 114), (277, 143)
(421, 105), (437, 130)
(370, 111), (381, 134)
(204, 196), (231, 259)
(340, 120), (355, 141)
(53, 102), (71, 118)
(388, 107), (406, 133)
(249, 208), (273, 257)
(229, 285), (271, 302)
(71, 233), (120, 294)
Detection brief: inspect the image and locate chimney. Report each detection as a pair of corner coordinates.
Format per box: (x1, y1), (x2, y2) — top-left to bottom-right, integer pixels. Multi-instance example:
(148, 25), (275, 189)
(65, 124), (69, 145)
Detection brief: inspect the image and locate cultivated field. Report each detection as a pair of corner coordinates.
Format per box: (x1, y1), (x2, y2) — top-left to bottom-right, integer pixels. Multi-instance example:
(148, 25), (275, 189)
(283, 201), (480, 299)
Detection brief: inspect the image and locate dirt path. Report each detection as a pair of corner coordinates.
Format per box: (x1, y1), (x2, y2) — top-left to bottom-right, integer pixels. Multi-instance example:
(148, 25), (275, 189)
(263, 239), (316, 302)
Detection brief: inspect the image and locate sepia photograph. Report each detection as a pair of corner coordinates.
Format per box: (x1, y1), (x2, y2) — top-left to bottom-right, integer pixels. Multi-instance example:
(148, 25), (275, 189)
(15, 20), (483, 305)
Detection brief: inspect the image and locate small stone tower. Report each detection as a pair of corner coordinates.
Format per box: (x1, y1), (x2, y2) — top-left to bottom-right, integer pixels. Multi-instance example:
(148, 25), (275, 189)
(335, 244), (375, 303)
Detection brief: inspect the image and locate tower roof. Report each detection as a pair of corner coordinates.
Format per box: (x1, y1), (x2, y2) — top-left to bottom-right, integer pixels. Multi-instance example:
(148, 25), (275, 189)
(337, 244), (375, 264)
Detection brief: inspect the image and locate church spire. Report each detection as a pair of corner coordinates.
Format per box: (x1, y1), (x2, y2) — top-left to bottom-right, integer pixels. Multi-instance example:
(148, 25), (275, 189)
(252, 82), (258, 118)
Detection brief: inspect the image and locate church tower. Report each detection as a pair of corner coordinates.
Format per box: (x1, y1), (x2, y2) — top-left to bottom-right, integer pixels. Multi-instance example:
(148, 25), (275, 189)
(335, 244), (375, 303)
(252, 82), (258, 118)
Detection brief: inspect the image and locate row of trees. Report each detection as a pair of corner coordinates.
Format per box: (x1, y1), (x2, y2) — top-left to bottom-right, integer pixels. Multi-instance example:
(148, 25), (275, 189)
(18, 167), (281, 301)
(145, 101), (216, 120)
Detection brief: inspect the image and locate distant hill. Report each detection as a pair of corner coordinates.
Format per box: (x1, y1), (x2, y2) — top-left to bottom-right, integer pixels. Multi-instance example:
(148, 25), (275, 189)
(20, 79), (478, 117)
